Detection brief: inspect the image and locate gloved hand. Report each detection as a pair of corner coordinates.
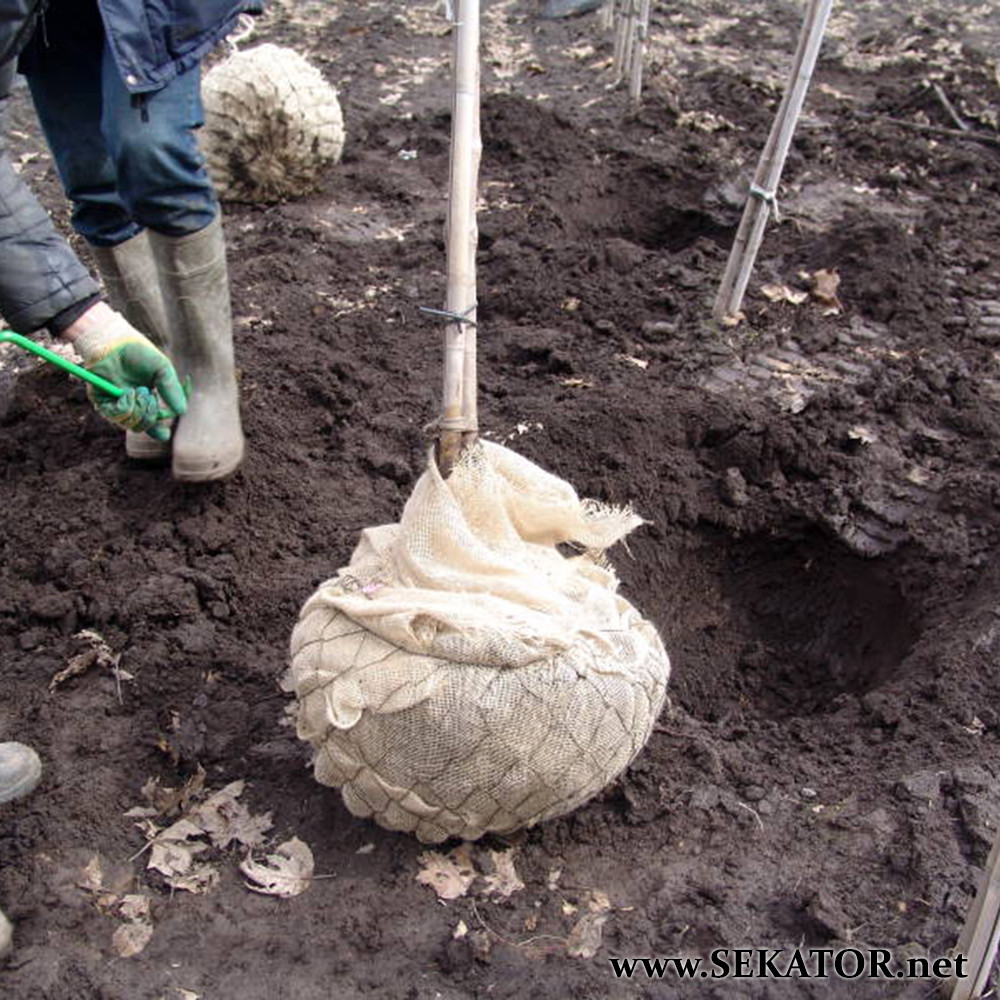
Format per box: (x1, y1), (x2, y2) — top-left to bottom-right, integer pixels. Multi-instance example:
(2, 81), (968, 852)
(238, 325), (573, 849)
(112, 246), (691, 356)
(63, 303), (186, 440)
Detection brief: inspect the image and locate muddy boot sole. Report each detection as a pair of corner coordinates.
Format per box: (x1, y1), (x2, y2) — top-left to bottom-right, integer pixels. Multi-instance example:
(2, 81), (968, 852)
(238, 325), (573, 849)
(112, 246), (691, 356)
(172, 435), (245, 482)
(125, 430), (172, 464)
(0, 743), (42, 804)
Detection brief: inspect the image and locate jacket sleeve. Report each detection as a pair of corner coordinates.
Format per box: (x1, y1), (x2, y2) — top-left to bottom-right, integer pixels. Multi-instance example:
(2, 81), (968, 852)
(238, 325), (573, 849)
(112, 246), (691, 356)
(0, 37), (100, 334)
(0, 0), (45, 68)
(0, 146), (100, 334)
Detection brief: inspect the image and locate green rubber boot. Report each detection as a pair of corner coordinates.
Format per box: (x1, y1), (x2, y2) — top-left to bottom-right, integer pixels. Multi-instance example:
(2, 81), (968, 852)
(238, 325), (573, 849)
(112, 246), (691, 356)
(90, 231), (174, 463)
(148, 216), (245, 482)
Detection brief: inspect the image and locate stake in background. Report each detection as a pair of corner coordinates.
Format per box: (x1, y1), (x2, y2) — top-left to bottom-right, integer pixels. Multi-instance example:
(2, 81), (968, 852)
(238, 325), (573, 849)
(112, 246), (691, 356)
(713, 0), (833, 325)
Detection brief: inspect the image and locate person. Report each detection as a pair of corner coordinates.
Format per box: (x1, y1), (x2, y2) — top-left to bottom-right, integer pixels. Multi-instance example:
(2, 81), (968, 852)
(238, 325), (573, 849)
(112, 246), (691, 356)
(0, 743), (43, 960)
(15, 0), (262, 481)
(0, 42), (187, 445)
(0, 0), (260, 960)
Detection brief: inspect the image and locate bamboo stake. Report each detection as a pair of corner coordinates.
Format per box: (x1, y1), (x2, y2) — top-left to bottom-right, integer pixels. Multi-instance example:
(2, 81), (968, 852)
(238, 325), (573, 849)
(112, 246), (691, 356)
(948, 827), (1000, 1000)
(617, 0), (637, 87)
(713, 0), (833, 325)
(611, 0), (629, 83)
(461, 54), (482, 454)
(438, 0), (481, 477)
(599, 0), (615, 34)
(628, 0), (651, 104)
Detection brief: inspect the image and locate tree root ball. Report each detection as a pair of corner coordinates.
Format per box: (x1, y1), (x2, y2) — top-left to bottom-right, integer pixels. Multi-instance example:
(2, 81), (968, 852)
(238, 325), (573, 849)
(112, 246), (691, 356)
(200, 43), (345, 204)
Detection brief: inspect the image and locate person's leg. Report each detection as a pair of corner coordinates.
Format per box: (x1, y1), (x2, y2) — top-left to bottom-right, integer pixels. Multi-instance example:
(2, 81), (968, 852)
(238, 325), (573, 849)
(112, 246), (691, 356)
(21, 3), (137, 247)
(89, 232), (175, 461)
(22, 5), (171, 458)
(99, 55), (244, 480)
(147, 215), (245, 481)
(97, 49), (217, 238)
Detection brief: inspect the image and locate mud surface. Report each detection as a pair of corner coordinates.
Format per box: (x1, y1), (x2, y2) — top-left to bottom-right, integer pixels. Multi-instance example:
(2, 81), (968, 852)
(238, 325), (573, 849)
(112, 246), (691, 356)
(2, 2), (1000, 998)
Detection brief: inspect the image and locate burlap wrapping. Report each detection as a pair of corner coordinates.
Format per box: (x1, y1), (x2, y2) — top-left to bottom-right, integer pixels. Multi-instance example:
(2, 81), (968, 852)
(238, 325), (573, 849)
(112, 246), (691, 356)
(200, 44), (345, 203)
(283, 442), (670, 843)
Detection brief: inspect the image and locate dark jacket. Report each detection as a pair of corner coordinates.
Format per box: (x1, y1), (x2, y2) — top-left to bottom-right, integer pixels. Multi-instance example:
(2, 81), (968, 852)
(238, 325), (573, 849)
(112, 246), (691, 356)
(0, 0), (261, 332)
(2, 0), (263, 90)
(97, 0), (265, 93)
(0, 56), (98, 333)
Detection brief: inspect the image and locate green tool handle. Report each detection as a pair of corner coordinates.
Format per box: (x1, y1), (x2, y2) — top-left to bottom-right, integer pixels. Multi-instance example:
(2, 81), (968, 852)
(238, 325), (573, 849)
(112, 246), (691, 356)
(0, 329), (125, 397)
(0, 329), (178, 421)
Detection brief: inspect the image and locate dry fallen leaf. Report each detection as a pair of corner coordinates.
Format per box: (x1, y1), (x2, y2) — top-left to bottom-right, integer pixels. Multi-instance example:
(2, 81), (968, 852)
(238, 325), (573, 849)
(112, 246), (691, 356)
(118, 894), (151, 922)
(112, 919), (154, 959)
(164, 864), (220, 895)
(566, 911), (610, 959)
(963, 717), (986, 736)
(480, 850), (525, 900)
(146, 815), (211, 877)
(816, 82), (857, 102)
(111, 894), (154, 958)
(240, 837), (314, 898)
(78, 855), (104, 894)
(588, 889), (612, 913)
(139, 766), (207, 818)
(676, 109), (734, 132)
(189, 780), (273, 850)
(761, 283), (809, 306)
(775, 389), (809, 414)
(135, 778), (276, 894)
(416, 844), (476, 901)
(148, 832), (210, 879)
(847, 425), (877, 445)
(811, 268), (843, 311)
(615, 353), (649, 369)
(50, 629), (119, 691)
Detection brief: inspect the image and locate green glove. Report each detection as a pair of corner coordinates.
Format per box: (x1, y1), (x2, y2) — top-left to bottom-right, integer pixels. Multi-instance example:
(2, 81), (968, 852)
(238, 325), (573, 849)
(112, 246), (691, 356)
(93, 384), (163, 436)
(71, 309), (187, 440)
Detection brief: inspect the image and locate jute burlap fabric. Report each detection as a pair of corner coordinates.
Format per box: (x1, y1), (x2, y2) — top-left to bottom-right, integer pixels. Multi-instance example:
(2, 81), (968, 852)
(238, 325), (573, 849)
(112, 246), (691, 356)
(201, 44), (345, 203)
(283, 442), (670, 843)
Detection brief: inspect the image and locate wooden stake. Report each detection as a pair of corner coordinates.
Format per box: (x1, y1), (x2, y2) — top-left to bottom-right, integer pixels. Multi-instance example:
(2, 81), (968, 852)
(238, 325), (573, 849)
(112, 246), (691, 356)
(461, 66), (482, 454)
(713, 0), (833, 325)
(620, 0), (637, 87)
(611, 0), (629, 83)
(599, 0), (615, 34)
(438, 0), (481, 477)
(628, 0), (651, 104)
(948, 827), (1000, 1000)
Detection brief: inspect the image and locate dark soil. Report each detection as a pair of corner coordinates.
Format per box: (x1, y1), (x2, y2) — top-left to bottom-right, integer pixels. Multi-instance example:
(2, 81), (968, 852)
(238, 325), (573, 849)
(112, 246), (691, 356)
(3, 2), (1000, 998)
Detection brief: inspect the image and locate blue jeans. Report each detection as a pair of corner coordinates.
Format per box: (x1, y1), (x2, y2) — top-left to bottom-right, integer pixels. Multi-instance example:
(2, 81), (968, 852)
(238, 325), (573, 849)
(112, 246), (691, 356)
(21, 3), (217, 247)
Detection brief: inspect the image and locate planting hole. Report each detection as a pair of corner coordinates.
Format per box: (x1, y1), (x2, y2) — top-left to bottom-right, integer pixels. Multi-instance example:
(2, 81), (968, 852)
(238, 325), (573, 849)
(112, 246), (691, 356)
(666, 526), (920, 721)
